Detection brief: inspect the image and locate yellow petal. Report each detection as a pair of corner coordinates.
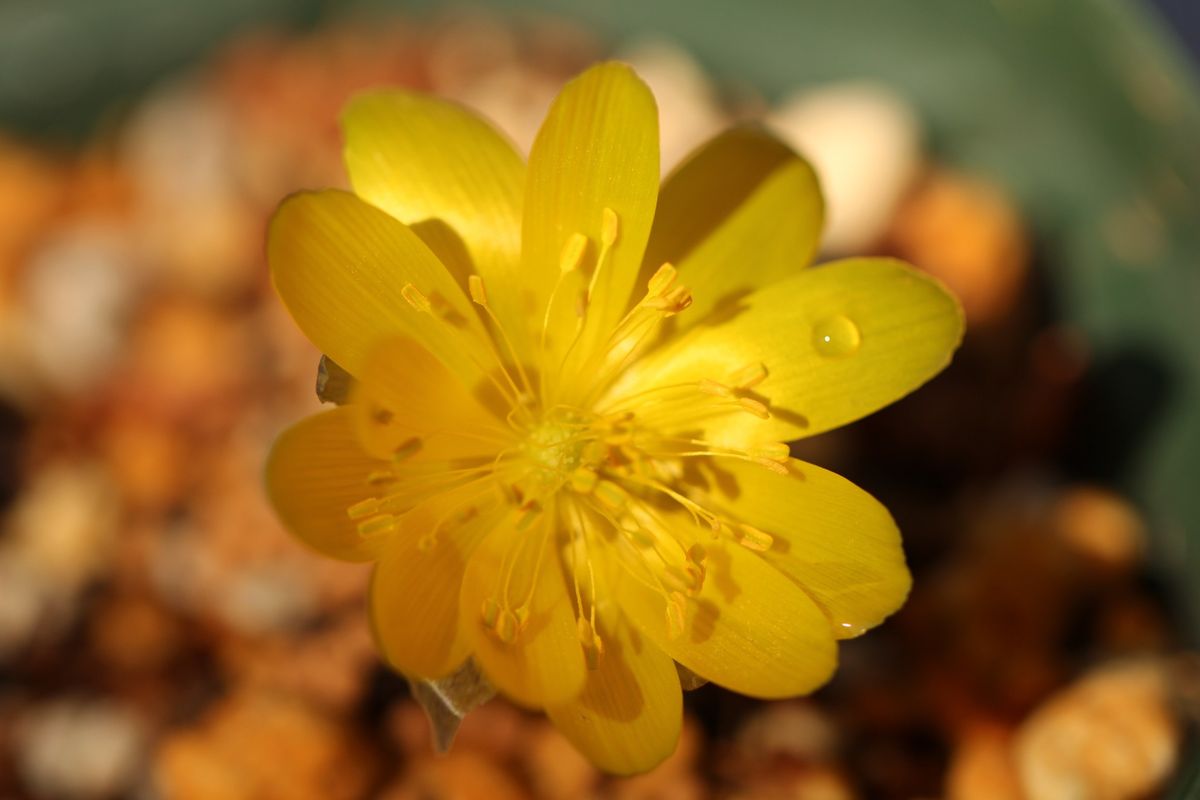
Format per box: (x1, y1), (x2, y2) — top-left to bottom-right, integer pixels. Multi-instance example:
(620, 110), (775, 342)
(268, 190), (496, 388)
(369, 484), (501, 679)
(459, 515), (587, 708)
(640, 126), (823, 331)
(522, 62), (659, 393)
(341, 91), (532, 359)
(547, 612), (682, 775)
(264, 407), (388, 562)
(608, 257), (964, 446)
(699, 459), (909, 639)
(350, 336), (512, 461)
(608, 517), (836, 699)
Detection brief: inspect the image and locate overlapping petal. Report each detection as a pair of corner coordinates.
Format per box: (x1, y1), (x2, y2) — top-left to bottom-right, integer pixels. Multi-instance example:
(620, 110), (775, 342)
(460, 514), (587, 708)
(264, 407), (386, 562)
(608, 517), (837, 699)
(698, 459), (910, 639)
(607, 257), (964, 447)
(340, 91), (532, 358)
(522, 62), (660, 394)
(268, 190), (496, 387)
(369, 483), (501, 679)
(547, 609), (682, 775)
(640, 126), (824, 333)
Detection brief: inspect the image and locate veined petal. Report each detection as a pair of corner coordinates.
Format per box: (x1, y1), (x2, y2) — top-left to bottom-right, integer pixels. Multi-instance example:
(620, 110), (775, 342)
(699, 459), (910, 639)
(268, 190), (496, 387)
(547, 611), (682, 775)
(640, 126), (823, 333)
(341, 91), (532, 359)
(264, 407), (388, 562)
(460, 515), (587, 708)
(608, 518), (836, 699)
(350, 336), (512, 461)
(609, 258), (964, 446)
(369, 483), (501, 680)
(522, 62), (659, 395)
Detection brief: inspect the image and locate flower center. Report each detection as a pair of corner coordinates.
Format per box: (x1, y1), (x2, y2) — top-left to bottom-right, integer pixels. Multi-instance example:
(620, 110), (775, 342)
(523, 415), (591, 479)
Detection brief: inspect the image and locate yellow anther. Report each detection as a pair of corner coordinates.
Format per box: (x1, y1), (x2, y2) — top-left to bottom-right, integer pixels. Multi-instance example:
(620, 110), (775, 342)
(559, 232), (589, 274)
(594, 480), (628, 510)
(619, 516), (656, 548)
(687, 543), (707, 564)
(751, 442), (791, 463)
(751, 457), (789, 475)
(735, 523), (774, 552)
(494, 608), (520, 644)
(468, 274), (488, 305)
(647, 263), (677, 296)
(392, 437), (423, 462)
(346, 497), (381, 520)
(516, 500), (542, 532)
(480, 598), (502, 628)
(666, 286), (693, 314)
(730, 362), (769, 389)
(666, 592), (688, 640)
(401, 283), (432, 313)
(737, 397), (771, 420)
(365, 470), (395, 486)
(356, 514), (396, 538)
(698, 379), (734, 398)
(577, 617), (604, 670)
(570, 467), (599, 494)
(600, 207), (620, 248)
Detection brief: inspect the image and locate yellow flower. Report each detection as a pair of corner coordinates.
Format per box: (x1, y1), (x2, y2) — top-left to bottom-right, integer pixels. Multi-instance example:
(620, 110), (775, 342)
(265, 62), (963, 773)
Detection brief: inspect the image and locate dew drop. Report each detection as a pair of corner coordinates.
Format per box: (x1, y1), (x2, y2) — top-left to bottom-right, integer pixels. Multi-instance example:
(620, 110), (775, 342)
(812, 315), (861, 358)
(837, 621), (868, 638)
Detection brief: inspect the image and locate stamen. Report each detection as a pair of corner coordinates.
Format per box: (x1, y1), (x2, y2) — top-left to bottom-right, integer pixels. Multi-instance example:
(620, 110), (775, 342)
(401, 283), (432, 313)
(600, 207), (620, 248)
(392, 437), (423, 462)
(737, 397), (771, 419)
(734, 523), (775, 552)
(468, 274), (488, 305)
(666, 591), (688, 639)
(346, 497), (381, 520)
(730, 361), (769, 389)
(356, 514), (396, 538)
(750, 442), (791, 463)
(697, 379), (734, 398)
(577, 617), (604, 670)
(647, 263), (677, 296)
(560, 232), (589, 274)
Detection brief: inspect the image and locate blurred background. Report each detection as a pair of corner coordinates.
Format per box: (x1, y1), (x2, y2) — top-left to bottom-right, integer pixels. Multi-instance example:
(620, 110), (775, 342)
(1, 0), (1198, 798)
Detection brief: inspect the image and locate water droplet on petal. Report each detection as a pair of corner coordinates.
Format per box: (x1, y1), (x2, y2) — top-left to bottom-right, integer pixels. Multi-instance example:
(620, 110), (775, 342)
(837, 621), (868, 638)
(812, 315), (861, 358)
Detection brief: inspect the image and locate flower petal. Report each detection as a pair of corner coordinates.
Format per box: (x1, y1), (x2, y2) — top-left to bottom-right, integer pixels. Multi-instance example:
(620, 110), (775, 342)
(370, 484), (501, 679)
(608, 257), (964, 446)
(268, 189), (496, 387)
(264, 407), (387, 562)
(608, 518), (837, 699)
(640, 126), (823, 332)
(698, 459), (910, 639)
(547, 612), (682, 775)
(460, 516), (587, 708)
(350, 336), (512, 461)
(522, 62), (659, 392)
(341, 91), (532, 358)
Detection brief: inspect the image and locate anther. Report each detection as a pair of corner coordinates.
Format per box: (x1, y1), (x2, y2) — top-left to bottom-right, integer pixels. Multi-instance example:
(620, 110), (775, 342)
(346, 497), (381, 520)
(647, 263), (677, 296)
(737, 397), (771, 420)
(697, 379), (734, 398)
(594, 480), (628, 510)
(734, 523), (774, 552)
(560, 232), (589, 274)
(401, 283), (432, 313)
(751, 442), (791, 463)
(751, 457), (789, 476)
(480, 598), (501, 628)
(494, 608), (520, 644)
(577, 617), (604, 670)
(600, 207), (620, 248)
(666, 592), (688, 640)
(468, 274), (488, 305)
(570, 467), (599, 494)
(730, 362), (769, 389)
(392, 437), (423, 462)
(515, 500), (543, 532)
(356, 514), (397, 538)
